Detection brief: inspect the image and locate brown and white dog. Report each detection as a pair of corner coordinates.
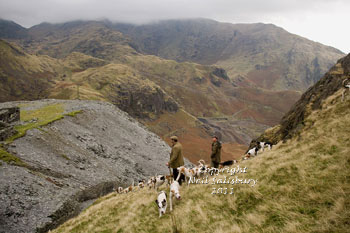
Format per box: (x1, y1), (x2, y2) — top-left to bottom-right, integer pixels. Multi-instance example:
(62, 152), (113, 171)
(147, 176), (156, 189)
(155, 191), (167, 218)
(116, 186), (124, 194)
(138, 180), (146, 189)
(165, 175), (173, 186)
(169, 180), (181, 211)
(177, 166), (197, 185)
(123, 181), (134, 194)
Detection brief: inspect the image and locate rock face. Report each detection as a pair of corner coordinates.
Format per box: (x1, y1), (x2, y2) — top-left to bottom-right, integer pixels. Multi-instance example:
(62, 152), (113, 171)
(253, 53), (350, 145)
(0, 100), (177, 233)
(0, 107), (20, 141)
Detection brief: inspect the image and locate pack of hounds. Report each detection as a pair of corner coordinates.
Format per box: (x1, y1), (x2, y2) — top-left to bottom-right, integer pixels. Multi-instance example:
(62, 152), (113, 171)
(243, 141), (273, 160)
(114, 140), (273, 217)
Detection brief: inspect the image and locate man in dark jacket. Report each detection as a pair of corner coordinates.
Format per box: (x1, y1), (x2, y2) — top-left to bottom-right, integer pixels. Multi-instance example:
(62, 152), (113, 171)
(210, 135), (221, 168)
(166, 136), (185, 185)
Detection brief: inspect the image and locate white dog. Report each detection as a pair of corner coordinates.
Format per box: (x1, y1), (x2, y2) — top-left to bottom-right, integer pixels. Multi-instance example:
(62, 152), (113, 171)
(169, 180), (181, 211)
(155, 191), (167, 217)
(154, 175), (166, 190)
(247, 147), (259, 156)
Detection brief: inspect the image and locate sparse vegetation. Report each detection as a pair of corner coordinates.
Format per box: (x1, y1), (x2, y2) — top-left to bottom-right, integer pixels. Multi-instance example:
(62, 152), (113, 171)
(6, 104), (65, 142)
(64, 110), (82, 117)
(0, 146), (26, 167)
(6, 104), (82, 143)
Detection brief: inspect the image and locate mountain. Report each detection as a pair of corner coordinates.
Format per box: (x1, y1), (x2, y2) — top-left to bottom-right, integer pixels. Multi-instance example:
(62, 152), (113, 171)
(0, 37), (246, 161)
(0, 19), (27, 39)
(114, 18), (344, 91)
(0, 99), (175, 233)
(0, 19), (344, 162)
(0, 39), (60, 101)
(51, 54), (350, 233)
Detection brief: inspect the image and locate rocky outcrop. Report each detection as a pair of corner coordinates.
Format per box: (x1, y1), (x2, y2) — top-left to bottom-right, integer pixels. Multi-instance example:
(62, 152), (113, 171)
(0, 107), (19, 141)
(0, 100), (177, 233)
(253, 53), (350, 145)
(111, 84), (179, 119)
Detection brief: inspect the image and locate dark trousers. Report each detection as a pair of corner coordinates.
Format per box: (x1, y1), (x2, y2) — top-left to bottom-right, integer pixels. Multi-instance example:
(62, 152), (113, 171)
(211, 161), (219, 168)
(173, 168), (185, 185)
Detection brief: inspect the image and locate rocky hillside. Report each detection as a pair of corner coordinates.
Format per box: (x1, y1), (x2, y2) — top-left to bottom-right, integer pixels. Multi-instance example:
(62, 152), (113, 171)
(255, 53), (350, 145)
(0, 99), (174, 233)
(51, 55), (350, 233)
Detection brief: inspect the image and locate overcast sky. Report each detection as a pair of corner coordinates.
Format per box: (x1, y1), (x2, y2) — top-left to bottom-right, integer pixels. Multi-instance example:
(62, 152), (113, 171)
(0, 0), (349, 53)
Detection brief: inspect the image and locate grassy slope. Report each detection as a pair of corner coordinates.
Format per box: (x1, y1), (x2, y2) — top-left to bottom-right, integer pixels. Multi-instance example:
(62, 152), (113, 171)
(52, 89), (350, 233)
(0, 40), (62, 101)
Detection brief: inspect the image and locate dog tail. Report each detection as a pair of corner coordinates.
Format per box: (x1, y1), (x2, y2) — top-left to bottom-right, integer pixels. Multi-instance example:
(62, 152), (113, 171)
(198, 159), (206, 166)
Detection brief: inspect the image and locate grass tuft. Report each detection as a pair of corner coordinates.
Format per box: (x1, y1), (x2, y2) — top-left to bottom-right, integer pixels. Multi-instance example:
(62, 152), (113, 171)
(0, 146), (27, 167)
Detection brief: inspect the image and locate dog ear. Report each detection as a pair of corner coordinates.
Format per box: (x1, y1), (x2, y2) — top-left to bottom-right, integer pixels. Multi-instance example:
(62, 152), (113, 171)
(162, 199), (167, 207)
(155, 200), (158, 205)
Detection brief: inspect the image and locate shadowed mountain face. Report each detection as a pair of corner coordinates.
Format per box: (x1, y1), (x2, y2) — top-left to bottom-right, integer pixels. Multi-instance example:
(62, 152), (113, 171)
(0, 19), (27, 39)
(0, 19), (344, 162)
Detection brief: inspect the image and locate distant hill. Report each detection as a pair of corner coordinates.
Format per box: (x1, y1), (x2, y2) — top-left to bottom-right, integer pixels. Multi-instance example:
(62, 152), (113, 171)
(0, 19), (27, 39)
(113, 18), (344, 91)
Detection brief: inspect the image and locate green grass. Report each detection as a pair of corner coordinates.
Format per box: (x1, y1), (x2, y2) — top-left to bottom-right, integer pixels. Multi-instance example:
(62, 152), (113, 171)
(6, 104), (82, 143)
(64, 110), (82, 117)
(0, 146), (27, 167)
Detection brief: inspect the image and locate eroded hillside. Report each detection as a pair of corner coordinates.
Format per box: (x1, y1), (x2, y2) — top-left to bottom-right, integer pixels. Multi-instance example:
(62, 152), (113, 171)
(0, 100), (172, 233)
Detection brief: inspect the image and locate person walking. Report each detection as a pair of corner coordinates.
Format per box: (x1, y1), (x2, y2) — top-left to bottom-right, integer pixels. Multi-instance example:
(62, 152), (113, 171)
(166, 136), (185, 185)
(210, 135), (222, 168)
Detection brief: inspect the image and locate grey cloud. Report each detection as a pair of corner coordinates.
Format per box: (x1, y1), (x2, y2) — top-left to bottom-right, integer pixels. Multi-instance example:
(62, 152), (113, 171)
(0, 0), (344, 27)
(0, 0), (349, 52)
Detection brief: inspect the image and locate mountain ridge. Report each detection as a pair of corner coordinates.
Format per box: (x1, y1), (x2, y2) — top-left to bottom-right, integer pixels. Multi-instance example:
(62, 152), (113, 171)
(0, 18), (344, 162)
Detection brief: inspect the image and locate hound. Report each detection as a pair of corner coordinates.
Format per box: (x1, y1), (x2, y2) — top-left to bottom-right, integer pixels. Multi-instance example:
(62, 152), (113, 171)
(138, 180), (146, 189)
(155, 191), (167, 218)
(147, 176), (156, 189)
(169, 180), (181, 211)
(154, 175), (166, 190)
(165, 175), (173, 186)
(259, 142), (266, 152)
(116, 187), (123, 193)
(197, 159), (210, 177)
(342, 79), (350, 102)
(219, 160), (238, 168)
(264, 141), (273, 150)
(243, 147), (259, 160)
(246, 147), (259, 157)
(123, 181), (134, 193)
(177, 166), (196, 185)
